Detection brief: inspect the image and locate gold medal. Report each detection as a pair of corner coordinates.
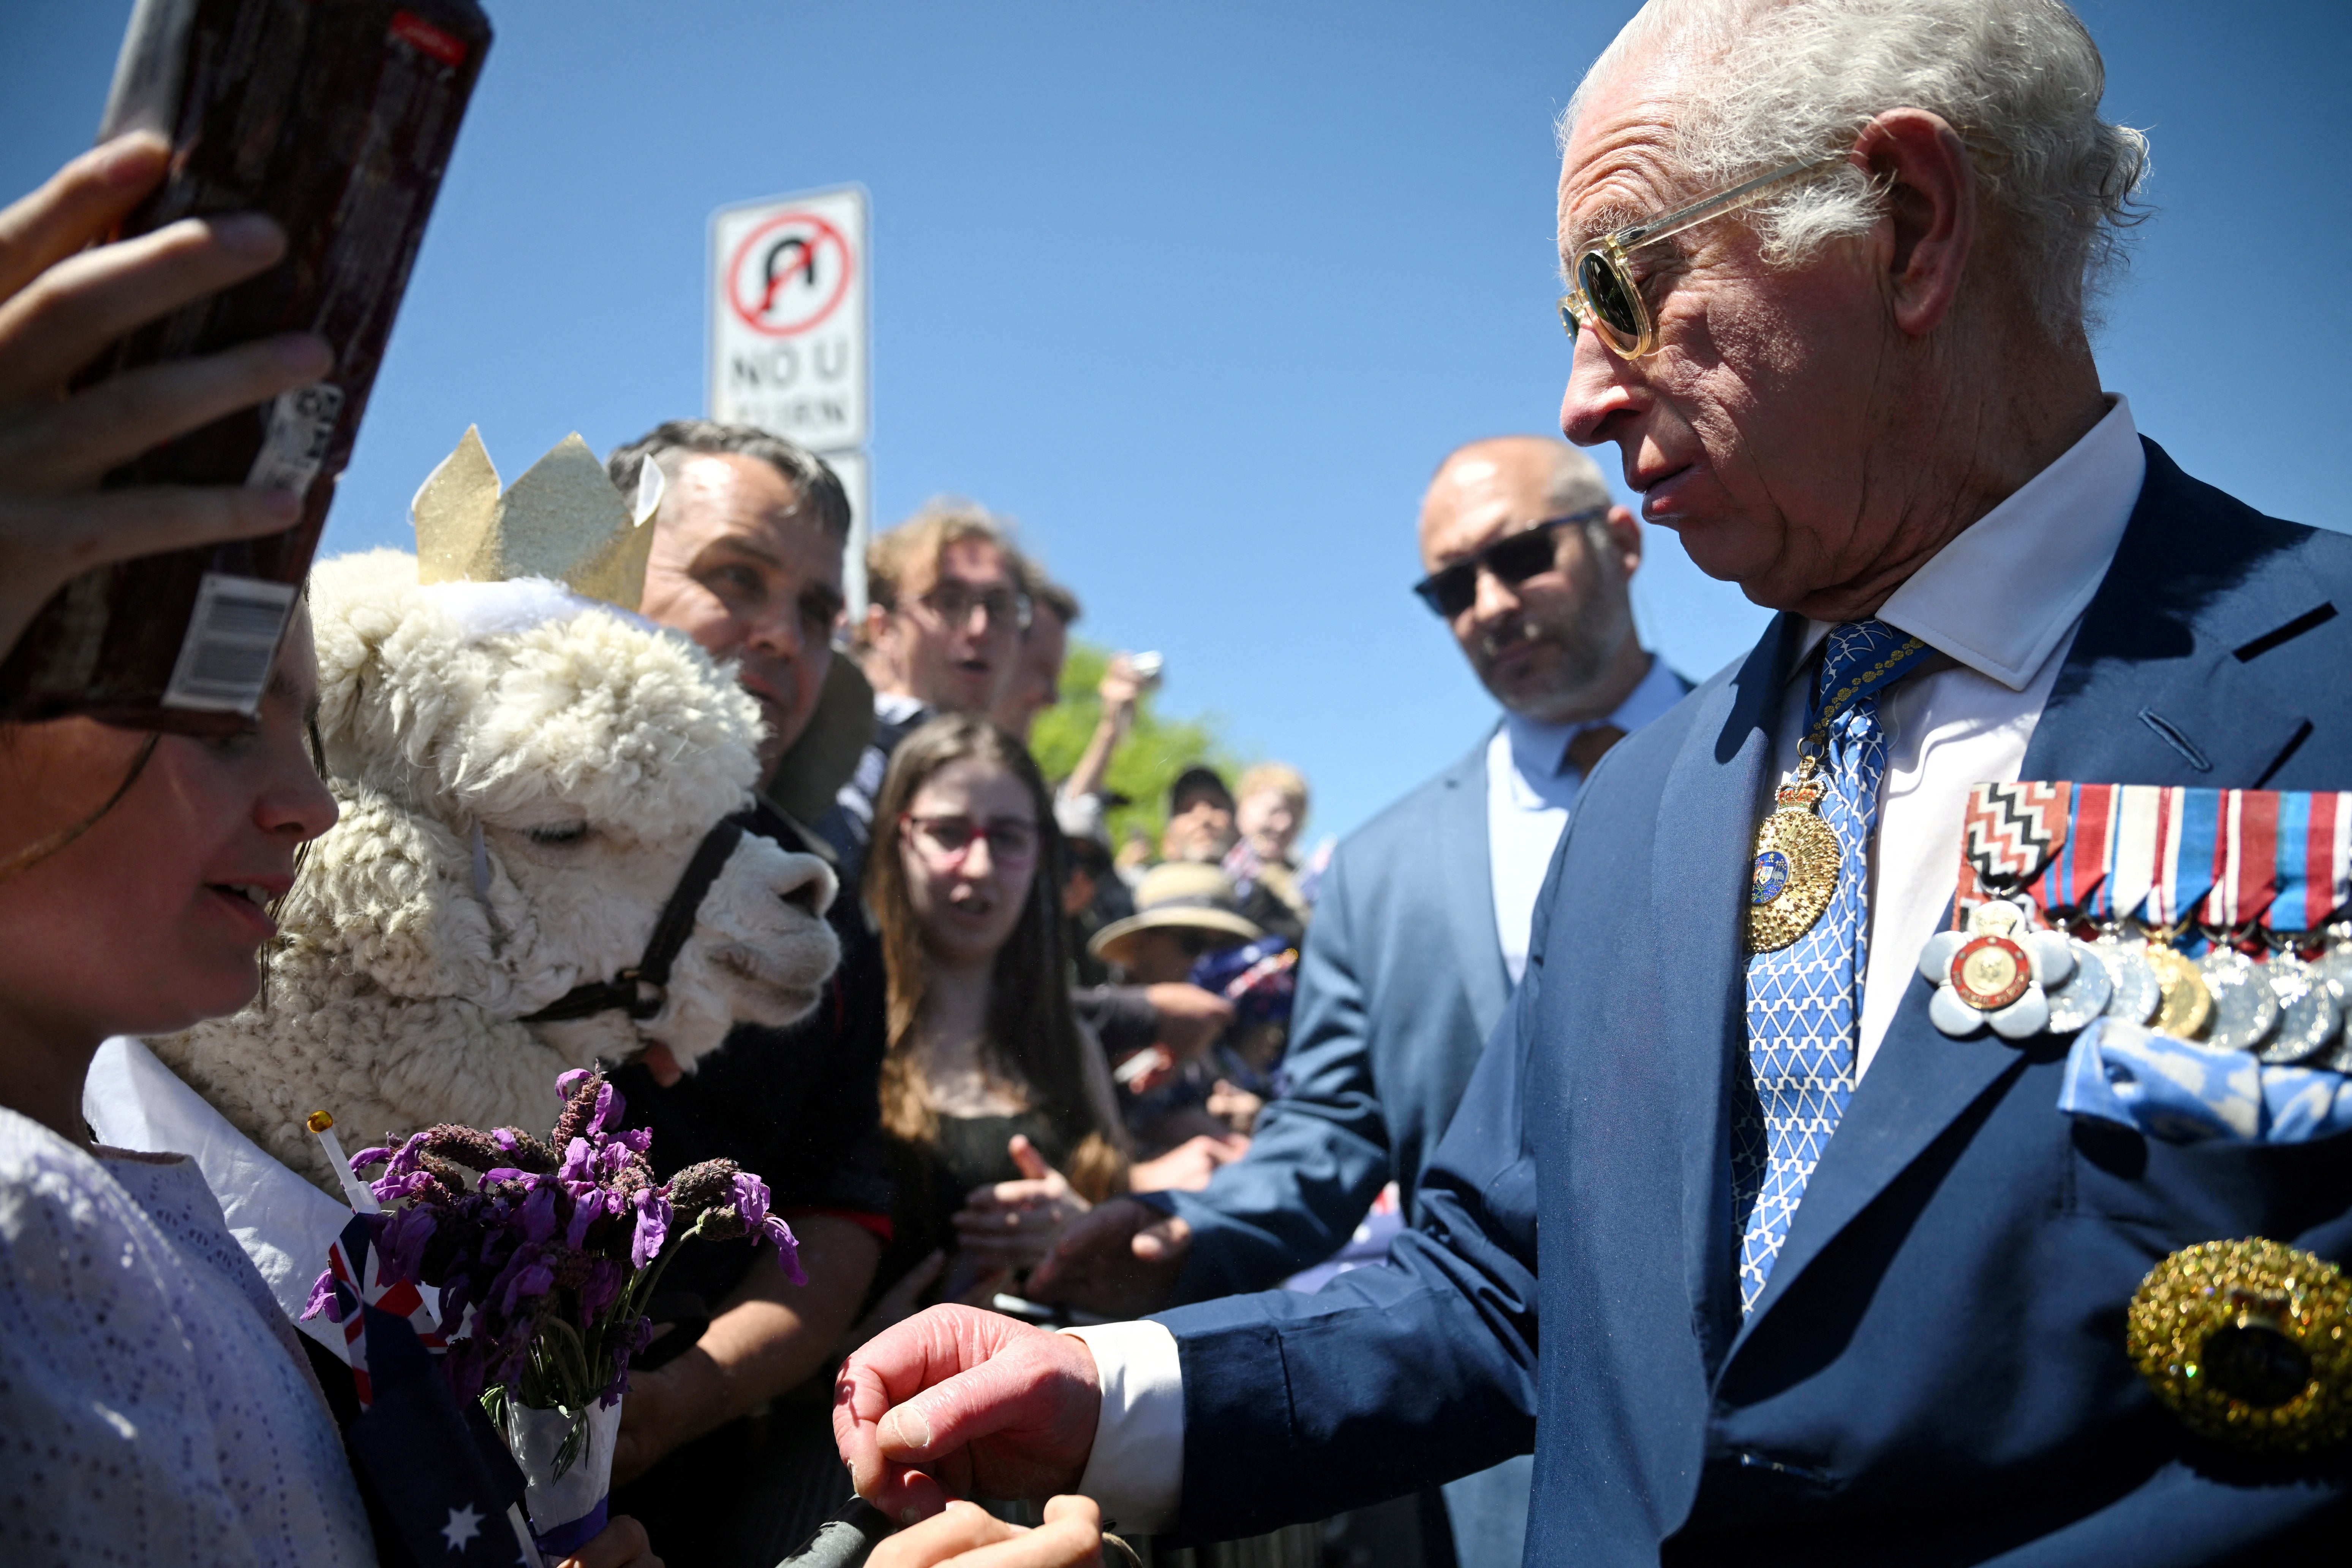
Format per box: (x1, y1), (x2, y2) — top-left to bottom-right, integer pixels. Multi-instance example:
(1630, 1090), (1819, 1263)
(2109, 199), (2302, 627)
(2144, 943), (2215, 1042)
(1740, 631), (1930, 955)
(2127, 1238), (2352, 1453)
(1748, 765), (1840, 953)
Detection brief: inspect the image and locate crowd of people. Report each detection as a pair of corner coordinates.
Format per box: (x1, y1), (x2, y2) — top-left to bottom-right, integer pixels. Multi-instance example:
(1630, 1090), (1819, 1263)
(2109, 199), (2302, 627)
(5, 2), (2349, 1567)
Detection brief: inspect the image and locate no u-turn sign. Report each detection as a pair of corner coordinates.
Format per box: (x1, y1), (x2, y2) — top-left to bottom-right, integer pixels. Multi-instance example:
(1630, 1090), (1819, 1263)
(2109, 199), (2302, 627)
(709, 186), (869, 450)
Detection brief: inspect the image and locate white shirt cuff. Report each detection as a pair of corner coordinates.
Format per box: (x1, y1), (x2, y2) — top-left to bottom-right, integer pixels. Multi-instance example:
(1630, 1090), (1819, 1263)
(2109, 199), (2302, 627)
(1061, 1320), (1184, 1534)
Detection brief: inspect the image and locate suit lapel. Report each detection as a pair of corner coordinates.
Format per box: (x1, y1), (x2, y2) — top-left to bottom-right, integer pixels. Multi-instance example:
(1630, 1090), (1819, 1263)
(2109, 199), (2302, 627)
(1729, 439), (2321, 1343)
(1657, 614), (1802, 1369)
(2026, 440), (2317, 789)
(1439, 733), (1511, 1039)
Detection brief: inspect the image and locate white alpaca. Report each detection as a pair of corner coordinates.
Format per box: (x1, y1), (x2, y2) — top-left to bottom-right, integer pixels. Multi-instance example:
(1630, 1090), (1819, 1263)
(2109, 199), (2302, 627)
(152, 548), (840, 1193)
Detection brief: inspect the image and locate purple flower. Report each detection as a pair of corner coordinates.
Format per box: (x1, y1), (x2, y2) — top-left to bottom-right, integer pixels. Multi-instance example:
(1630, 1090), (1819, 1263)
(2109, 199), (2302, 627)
(559, 1136), (597, 1184)
(378, 1205), (439, 1285)
(629, 1189), (670, 1270)
(581, 1256), (625, 1318)
(556, 1068), (594, 1100)
(729, 1171), (772, 1227)
(759, 1212), (805, 1285)
(565, 1187), (605, 1250)
(518, 1183), (563, 1245)
(491, 1246), (557, 1315)
(302, 1268), (345, 1323)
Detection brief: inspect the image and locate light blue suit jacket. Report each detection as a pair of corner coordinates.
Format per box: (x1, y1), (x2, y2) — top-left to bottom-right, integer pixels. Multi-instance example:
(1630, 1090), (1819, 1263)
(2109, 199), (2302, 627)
(1140, 738), (1512, 1300)
(1157, 443), (2352, 1563)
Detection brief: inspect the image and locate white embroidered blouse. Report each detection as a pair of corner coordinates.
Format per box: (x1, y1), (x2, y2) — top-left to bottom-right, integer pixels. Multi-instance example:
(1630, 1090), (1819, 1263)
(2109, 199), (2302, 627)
(0, 1105), (375, 1567)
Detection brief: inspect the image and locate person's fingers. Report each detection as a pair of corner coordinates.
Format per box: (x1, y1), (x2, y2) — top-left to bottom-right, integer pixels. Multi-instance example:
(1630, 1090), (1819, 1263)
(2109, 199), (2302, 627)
(0, 211), (289, 402)
(1007, 1133), (1051, 1182)
(870, 1314), (1091, 1464)
(835, 1304), (1097, 1518)
(557, 1513), (661, 1568)
(868, 1500), (1026, 1568)
(1024, 1200), (1142, 1298)
(963, 1176), (1052, 1211)
(0, 134), (169, 301)
(912, 1497), (1104, 1568)
(1130, 1216), (1193, 1263)
(0, 485), (299, 615)
(0, 331), (332, 491)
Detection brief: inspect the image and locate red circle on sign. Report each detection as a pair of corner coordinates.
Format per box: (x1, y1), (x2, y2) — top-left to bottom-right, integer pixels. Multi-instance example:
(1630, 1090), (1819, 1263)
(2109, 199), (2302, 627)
(726, 212), (853, 338)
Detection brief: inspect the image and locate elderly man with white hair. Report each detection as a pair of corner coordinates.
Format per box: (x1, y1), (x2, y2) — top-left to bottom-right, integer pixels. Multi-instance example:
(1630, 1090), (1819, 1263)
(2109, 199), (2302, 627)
(826, 4), (2352, 1566)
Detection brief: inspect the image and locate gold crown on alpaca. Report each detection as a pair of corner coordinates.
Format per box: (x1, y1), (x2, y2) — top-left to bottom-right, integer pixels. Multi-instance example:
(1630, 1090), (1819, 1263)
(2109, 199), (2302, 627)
(409, 425), (665, 610)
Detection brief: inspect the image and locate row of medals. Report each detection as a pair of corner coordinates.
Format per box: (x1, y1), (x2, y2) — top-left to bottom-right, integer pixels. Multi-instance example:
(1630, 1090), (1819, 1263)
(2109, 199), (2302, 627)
(1963, 906), (2352, 1067)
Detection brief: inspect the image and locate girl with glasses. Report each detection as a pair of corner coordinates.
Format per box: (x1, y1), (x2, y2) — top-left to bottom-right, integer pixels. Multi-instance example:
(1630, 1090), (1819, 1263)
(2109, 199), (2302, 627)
(864, 714), (1132, 1318)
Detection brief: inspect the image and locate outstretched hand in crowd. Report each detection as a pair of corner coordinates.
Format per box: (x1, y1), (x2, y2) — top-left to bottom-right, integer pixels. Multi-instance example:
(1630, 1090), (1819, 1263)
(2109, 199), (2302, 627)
(0, 133), (332, 662)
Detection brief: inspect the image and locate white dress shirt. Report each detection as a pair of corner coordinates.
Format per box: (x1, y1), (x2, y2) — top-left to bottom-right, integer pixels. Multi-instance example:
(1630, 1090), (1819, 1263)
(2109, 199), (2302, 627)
(1062, 396), (2148, 1532)
(1488, 654), (1691, 983)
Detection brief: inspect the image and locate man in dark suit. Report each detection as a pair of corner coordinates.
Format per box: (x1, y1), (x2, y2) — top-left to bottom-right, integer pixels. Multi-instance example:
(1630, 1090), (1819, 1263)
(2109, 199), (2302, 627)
(1028, 436), (1685, 1568)
(831, 3), (2352, 1564)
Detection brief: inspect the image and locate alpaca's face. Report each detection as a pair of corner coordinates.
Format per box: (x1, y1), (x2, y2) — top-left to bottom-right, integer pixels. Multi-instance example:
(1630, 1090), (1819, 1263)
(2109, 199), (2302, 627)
(498, 809), (838, 1072)
(294, 550), (849, 1083)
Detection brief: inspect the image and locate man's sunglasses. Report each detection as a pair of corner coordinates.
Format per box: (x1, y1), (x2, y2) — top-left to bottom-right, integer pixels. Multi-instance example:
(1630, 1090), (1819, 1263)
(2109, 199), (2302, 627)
(1412, 507), (1607, 619)
(1559, 152), (1849, 360)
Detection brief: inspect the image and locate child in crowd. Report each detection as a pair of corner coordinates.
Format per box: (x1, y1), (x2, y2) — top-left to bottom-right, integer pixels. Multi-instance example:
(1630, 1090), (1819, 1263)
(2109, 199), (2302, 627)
(0, 136), (656, 1568)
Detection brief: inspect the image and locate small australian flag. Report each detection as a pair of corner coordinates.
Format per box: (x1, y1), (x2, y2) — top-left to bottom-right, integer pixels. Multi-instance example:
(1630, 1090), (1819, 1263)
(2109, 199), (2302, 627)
(340, 1304), (537, 1568)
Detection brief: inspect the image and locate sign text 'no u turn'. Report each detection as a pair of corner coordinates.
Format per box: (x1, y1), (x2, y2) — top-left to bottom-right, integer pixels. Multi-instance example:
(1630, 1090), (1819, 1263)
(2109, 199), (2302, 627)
(709, 186), (868, 451)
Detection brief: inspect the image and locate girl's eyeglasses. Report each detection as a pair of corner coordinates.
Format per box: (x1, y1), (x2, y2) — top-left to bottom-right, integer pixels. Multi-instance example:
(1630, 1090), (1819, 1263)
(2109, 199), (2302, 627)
(1559, 152), (1849, 360)
(902, 813), (1041, 868)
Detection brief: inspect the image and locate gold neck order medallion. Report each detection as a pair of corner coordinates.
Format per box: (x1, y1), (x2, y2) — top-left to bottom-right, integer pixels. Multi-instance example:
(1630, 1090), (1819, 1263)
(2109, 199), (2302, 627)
(1748, 759), (1840, 953)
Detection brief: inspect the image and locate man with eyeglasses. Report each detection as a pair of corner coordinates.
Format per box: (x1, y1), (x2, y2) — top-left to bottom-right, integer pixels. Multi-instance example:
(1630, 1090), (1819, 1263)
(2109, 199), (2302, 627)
(1023, 435), (1682, 1568)
(823, 503), (1033, 876)
(832, 3), (2352, 1565)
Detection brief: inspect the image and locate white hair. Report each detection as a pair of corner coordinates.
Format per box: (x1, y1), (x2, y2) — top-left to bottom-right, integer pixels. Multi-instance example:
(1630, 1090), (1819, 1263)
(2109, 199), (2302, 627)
(1563, 0), (2151, 334)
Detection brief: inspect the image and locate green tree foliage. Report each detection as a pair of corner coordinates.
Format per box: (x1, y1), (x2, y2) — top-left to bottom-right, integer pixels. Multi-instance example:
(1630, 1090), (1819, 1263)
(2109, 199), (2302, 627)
(1028, 639), (1244, 853)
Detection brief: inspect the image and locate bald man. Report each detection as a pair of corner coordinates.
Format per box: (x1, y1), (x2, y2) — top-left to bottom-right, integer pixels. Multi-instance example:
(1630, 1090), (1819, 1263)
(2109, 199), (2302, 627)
(1027, 436), (1689, 1568)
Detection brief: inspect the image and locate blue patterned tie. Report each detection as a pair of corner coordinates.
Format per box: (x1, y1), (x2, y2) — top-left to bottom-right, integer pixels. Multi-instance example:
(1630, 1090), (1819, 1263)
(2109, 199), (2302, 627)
(1732, 619), (1930, 1314)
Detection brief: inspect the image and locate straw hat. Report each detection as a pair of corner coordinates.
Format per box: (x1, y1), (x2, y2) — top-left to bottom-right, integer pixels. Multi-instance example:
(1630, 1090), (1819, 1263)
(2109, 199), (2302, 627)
(1087, 861), (1263, 969)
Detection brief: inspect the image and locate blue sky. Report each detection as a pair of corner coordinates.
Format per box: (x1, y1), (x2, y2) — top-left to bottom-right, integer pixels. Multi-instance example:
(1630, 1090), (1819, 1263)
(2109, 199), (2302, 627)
(6, 1), (2346, 841)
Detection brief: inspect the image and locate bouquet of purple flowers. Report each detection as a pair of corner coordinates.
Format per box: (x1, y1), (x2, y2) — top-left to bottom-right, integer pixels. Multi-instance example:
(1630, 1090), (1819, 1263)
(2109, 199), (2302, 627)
(313, 1067), (800, 1485)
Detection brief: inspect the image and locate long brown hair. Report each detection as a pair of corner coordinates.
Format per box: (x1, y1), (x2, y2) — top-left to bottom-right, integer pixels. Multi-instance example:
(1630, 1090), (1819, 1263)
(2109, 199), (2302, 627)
(864, 713), (1126, 1199)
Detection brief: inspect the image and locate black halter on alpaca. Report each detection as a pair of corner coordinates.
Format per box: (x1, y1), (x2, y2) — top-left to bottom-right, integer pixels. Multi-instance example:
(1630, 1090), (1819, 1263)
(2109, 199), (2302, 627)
(518, 819), (745, 1024)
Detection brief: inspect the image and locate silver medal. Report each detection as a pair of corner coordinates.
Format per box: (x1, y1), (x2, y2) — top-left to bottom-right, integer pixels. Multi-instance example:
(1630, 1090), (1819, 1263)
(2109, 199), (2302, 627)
(2041, 936), (2116, 1033)
(2259, 953), (2344, 1066)
(2311, 942), (2352, 1001)
(2198, 949), (2281, 1054)
(2093, 937), (2162, 1026)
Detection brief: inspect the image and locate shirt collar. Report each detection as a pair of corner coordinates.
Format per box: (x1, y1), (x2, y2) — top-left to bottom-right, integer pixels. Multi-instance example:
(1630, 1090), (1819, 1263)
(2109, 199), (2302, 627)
(1502, 651), (1684, 780)
(1807, 396), (2144, 692)
(874, 689), (929, 725)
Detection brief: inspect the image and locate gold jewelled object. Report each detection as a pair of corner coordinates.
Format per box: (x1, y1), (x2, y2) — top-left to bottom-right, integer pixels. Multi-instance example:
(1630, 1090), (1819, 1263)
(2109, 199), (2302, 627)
(2126, 1238), (2352, 1453)
(2143, 943), (2216, 1043)
(1748, 762), (1840, 953)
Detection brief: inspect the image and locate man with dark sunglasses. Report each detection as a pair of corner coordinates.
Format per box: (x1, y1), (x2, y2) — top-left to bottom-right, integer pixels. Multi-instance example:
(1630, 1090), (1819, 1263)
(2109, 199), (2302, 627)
(1023, 434), (1685, 1568)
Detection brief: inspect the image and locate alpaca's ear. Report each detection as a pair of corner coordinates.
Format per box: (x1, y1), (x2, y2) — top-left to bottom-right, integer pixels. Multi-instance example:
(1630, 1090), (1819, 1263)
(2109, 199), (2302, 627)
(284, 782), (523, 1009)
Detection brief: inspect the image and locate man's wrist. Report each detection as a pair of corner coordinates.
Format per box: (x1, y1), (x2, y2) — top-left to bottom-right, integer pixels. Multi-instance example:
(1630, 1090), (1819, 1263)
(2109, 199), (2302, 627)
(1059, 1320), (1184, 1534)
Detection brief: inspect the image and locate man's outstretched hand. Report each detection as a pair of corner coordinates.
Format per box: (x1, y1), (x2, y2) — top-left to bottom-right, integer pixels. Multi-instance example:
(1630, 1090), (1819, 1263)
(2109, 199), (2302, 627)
(835, 1305), (1102, 1524)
